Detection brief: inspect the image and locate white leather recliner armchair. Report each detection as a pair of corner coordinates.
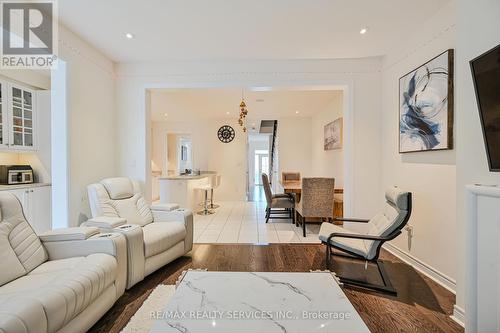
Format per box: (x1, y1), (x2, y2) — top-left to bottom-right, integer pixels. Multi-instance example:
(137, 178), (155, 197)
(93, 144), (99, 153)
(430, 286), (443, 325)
(84, 177), (193, 289)
(0, 192), (127, 333)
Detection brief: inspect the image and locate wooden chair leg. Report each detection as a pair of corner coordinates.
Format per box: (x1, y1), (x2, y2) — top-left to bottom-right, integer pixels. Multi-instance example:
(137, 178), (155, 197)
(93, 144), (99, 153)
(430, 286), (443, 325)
(265, 207), (270, 223)
(302, 217), (306, 237)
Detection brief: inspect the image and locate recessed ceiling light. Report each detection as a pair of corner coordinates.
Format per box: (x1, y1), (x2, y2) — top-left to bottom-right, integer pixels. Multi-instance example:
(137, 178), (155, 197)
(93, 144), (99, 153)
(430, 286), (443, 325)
(125, 33), (135, 39)
(295, 110), (300, 114)
(360, 28), (368, 35)
(164, 113), (168, 117)
(226, 112), (230, 115)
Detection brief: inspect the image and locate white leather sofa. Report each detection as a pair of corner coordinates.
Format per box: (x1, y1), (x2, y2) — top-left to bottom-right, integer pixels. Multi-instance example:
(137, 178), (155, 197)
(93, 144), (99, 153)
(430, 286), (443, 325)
(84, 177), (193, 289)
(0, 192), (127, 333)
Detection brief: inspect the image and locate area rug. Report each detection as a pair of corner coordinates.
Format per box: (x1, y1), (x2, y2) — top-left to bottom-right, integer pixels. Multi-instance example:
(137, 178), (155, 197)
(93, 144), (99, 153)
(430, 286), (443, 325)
(120, 284), (175, 333)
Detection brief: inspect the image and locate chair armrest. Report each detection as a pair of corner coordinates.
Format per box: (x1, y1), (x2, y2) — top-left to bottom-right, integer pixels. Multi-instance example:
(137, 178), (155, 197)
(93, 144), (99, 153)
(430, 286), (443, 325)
(332, 217), (370, 223)
(326, 231), (402, 244)
(152, 208), (192, 224)
(39, 227), (100, 242)
(42, 232), (128, 295)
(82, 216), (127, 229)
(42, 232), (126, 258)
(152, 208), (193, 253)
(151, 203), (180, 212)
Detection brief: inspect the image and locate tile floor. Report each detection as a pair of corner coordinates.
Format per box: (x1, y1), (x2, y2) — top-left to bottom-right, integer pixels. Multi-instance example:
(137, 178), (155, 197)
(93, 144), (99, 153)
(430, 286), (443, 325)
(193, 201), (321, 244)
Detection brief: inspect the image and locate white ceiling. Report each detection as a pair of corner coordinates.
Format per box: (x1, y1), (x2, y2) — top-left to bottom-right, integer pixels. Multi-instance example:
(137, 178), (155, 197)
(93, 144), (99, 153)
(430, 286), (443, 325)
(59, 0), (450, 63)
(149, 88), (342, 122)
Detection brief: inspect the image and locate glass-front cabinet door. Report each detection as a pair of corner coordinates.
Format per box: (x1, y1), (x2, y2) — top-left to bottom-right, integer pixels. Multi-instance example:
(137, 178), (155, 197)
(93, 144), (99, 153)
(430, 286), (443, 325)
(10, 84), (35, 149)
(0, 82), (8, 148)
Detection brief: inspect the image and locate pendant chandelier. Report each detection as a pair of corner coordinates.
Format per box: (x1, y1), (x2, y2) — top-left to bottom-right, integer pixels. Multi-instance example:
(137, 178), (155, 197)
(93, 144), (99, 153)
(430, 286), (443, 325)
(238, 89), (249, 132)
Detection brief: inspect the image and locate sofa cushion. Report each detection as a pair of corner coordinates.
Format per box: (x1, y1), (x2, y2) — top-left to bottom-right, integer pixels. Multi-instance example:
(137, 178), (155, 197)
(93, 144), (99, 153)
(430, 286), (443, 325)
(385, 187), (409, 210)
(364, 203), (407, 259)
(0, 253), (117, 333)
(0, 193), (47, 286)
(101, 177), (135, 200)
(319, 223), (368, 258)
(112, 194), (154, 226)
(0, 296), (47, 333)
(143, 222), (186, 258)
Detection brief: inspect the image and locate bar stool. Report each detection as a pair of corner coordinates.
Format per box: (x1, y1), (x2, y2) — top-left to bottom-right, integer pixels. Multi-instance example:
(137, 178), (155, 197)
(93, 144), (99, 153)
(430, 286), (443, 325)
(209, 175), (221, 209)
(196, 184), (215, 215)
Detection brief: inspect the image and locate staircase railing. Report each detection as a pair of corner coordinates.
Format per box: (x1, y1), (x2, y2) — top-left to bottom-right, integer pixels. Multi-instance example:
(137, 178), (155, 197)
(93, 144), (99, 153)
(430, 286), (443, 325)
(269, 120), (278, 185)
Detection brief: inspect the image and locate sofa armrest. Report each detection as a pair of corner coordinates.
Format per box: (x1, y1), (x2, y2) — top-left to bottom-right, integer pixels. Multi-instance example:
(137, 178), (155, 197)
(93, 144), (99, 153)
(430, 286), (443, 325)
(82, 216), (127, 229)
(150, 202), (180, 212)
(152, 208), (193, 253)
(39, 227), (100, 242)
(43, 232), (128, 296)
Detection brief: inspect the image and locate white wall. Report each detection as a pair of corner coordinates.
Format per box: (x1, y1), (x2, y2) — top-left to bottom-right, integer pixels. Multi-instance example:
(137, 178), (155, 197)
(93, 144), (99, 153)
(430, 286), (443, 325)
(116, 58), (383, 217)
(57, 25), (117, 226)
(166, 133), (179, 174)
(0, 70), (50, 90)
(380, 1), (457, 285)
(152, 119), (247, 201)
(311, 91), (343, 187)
(455, 0), (500, 314)
(277, 117), (312, 179)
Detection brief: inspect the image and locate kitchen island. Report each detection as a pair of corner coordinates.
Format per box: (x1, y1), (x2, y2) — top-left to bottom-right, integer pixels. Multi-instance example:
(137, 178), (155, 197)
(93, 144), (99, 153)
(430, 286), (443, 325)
(158, 173), (215, 210)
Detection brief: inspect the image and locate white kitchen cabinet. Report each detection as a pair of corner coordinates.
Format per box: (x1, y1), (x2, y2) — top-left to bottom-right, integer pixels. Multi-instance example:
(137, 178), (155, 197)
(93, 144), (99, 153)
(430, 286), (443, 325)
(0, 80), (38, 151)
(8, 185), (52, 234)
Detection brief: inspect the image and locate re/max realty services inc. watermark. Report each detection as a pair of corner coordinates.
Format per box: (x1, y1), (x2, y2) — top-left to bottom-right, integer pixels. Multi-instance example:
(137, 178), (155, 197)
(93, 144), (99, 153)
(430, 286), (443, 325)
(0, 0), (57, 69)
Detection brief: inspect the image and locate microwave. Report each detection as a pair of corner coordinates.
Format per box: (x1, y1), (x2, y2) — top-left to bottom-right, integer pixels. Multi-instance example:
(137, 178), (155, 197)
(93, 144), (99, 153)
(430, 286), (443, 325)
(0, 165), (34, 185)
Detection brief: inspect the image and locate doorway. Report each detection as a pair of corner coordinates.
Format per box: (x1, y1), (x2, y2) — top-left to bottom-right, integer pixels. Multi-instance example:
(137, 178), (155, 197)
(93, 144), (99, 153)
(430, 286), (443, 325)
(254, 149), (269, 186)
(248, 133), (270, 202)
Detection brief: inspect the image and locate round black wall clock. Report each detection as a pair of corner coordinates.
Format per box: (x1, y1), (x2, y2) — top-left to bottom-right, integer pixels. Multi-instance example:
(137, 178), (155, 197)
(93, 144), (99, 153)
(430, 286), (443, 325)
(217, 125), (235, 143)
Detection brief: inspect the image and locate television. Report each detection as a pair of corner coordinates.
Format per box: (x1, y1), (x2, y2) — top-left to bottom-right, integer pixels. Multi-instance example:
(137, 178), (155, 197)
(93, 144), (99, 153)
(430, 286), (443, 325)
(471, 43), (500, 172)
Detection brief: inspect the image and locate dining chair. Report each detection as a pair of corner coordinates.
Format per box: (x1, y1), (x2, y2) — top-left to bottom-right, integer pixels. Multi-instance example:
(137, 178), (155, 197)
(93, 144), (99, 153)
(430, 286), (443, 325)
(281, 171), (301, 183)
(262, 173), (295, 223)
(295, 177), (335, 237)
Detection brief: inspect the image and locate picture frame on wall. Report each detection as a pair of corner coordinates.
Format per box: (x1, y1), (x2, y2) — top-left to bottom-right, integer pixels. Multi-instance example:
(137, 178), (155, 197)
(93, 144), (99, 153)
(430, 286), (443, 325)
(399, 49), (454, 153)
(324, 117), (343, 150)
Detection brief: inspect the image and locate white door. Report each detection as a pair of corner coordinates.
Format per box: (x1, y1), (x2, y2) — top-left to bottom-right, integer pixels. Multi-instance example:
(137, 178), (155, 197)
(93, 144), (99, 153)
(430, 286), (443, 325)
(30, 186), (52, 233)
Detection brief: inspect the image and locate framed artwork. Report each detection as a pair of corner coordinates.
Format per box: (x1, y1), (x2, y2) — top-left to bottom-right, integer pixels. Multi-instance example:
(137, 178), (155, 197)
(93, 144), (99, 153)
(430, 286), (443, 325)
(324, 117), (343, 150)
(399, 49), (454, 153)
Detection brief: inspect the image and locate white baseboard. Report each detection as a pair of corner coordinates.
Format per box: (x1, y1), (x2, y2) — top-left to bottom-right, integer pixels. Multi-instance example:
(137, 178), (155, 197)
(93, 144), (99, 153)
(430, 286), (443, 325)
(451, 305), (465, 327)
(382, 243), (456, 294)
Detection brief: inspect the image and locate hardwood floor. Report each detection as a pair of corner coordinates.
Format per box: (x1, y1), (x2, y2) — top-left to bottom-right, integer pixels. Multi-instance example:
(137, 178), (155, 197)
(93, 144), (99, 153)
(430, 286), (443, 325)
(90, 244), (463, 333)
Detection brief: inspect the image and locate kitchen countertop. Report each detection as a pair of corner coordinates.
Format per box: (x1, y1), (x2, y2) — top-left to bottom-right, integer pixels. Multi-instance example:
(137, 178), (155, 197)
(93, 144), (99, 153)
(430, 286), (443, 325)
(0, 183), (52, 191)
(159, 174), (213, 180)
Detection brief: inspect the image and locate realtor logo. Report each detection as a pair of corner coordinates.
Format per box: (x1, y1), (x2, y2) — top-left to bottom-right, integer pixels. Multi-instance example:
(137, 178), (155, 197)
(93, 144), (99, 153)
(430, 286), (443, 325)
(0, 0), (57, 69)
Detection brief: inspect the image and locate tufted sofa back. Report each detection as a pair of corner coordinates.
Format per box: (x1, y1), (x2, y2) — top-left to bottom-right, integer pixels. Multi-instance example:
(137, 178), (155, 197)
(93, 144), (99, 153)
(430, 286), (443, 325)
(88, 177), (154, 226)
(0, 192), (47, 286)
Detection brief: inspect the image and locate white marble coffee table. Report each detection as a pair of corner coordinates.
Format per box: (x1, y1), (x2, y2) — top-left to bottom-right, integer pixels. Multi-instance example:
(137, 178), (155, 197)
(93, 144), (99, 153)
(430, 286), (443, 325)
(150, 271), (370, 332)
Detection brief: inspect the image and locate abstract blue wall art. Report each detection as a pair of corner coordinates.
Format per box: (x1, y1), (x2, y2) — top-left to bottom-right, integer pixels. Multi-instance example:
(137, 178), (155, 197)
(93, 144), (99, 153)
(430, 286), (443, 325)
(399, 50), (454, 153)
